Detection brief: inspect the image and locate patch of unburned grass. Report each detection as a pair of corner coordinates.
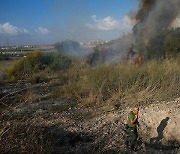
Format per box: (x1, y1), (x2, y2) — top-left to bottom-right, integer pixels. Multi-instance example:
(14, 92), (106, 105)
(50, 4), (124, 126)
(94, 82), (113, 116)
(0, 58), (20, 82)
(0, 58), (19, 71)
(53, 57), (180, 106)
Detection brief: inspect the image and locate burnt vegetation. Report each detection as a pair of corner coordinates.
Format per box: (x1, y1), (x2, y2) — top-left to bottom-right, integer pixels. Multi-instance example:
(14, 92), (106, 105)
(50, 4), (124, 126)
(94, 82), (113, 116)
(0, 0), (180, 153)
(0, 45), (179, 153)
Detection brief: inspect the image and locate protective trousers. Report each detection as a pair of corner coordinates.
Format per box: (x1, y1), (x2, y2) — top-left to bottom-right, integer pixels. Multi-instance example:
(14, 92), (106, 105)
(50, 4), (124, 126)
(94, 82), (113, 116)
(127, 126), (138, 149)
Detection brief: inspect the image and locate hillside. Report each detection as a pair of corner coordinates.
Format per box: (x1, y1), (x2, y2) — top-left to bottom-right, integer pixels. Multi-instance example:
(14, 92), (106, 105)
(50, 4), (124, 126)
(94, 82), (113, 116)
(0, 80), (179, 153)
(0, 55), (180, 153)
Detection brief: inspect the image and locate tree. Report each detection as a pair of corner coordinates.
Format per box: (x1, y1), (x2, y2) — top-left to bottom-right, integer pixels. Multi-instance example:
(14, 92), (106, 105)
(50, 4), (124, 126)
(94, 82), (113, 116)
(164, 28), (180, 57)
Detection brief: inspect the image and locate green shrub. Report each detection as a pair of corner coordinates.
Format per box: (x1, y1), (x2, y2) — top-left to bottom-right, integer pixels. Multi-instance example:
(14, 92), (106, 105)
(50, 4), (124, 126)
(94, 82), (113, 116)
(7, 51), (43, 80)
(44, 52), (72, 72)
(7, 51), (72, 80)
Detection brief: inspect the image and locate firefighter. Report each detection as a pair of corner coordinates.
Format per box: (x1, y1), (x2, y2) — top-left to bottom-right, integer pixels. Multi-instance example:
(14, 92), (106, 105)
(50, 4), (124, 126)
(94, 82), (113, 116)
(126, 106), (139, 151)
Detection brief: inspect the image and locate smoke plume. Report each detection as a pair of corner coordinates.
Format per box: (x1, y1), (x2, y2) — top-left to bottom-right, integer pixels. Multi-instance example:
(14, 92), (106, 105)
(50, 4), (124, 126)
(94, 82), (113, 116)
(87, 0), (180, 64)
(133, 0), (180, 55)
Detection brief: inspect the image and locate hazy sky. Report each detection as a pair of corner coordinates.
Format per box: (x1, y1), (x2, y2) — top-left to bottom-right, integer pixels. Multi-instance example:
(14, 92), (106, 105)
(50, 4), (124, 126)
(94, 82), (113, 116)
(0, 0), (138, 45)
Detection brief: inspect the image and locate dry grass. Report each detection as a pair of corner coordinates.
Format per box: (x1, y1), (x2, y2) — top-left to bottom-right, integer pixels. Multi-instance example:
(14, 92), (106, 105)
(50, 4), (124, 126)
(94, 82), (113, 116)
(0, 58), (20, 82)
(0, 59), (17, 71)
(0, 56), (180, 153)
(52, 57), (180, 106)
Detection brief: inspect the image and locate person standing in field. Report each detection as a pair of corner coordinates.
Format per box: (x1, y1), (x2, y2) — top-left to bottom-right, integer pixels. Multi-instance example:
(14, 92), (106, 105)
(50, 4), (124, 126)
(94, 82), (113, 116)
(126, 106), (139, 151)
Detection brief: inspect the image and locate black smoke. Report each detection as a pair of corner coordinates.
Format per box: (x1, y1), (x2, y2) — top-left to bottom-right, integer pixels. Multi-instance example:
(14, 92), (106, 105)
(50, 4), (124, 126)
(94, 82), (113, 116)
(133, 0), (180, 58)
